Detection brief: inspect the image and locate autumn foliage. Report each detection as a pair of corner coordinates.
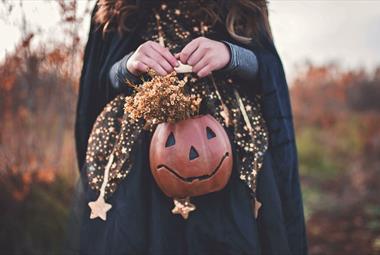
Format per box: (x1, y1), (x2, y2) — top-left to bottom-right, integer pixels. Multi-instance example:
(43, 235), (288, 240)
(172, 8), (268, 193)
(291, 64), (380, 254)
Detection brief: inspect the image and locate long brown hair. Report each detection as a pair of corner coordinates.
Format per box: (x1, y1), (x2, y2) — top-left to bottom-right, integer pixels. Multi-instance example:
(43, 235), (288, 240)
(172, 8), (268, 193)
(94, 0), (272, 45)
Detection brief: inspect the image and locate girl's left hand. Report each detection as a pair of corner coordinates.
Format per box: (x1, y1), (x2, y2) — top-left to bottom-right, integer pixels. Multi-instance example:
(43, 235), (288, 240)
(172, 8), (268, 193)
(175, 37), (231, 78)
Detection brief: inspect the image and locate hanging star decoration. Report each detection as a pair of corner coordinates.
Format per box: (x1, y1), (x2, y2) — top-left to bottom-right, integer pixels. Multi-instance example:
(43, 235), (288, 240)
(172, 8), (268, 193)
(88, 154), (114, 221)
(253, 197), (262, 219)
(172, 197), (196, 219)
(89, 197), (112, 221)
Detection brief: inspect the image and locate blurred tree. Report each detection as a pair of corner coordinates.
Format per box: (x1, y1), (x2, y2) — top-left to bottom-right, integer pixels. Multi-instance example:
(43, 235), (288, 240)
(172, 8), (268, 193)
(291, 63), (380, 255)
(0, 1), (92, 252)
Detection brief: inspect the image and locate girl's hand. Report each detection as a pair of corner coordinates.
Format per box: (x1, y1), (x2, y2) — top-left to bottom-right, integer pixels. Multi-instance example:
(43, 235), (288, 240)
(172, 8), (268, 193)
(176, 37), (231, 78)
(127, 40), (178, 76)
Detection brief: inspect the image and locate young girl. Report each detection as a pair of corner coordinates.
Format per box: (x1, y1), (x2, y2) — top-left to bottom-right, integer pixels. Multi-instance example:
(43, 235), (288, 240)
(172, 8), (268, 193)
(74, 0), (308, 254)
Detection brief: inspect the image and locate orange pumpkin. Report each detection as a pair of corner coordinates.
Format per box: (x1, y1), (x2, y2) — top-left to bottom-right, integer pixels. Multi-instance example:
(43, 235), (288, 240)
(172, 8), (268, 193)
(149, 114), (233, 198)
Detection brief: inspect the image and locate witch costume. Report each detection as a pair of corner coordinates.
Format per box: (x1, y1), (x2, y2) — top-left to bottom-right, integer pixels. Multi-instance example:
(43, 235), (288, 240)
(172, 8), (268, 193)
(74, 0), (308, 254)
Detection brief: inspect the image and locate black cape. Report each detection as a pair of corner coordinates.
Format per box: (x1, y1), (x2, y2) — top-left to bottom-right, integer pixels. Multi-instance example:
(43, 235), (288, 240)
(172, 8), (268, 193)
(74, 2), (308, 254)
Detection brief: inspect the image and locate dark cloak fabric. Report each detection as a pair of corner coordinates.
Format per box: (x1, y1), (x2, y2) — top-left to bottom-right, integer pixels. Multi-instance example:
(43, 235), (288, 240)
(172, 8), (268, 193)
(74, 1), (308, 254)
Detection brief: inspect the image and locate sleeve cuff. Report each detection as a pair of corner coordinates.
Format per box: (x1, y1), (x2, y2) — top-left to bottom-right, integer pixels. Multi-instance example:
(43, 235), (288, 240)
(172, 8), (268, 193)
(109, 51), (141, 93)
(217, 40), (259, 81)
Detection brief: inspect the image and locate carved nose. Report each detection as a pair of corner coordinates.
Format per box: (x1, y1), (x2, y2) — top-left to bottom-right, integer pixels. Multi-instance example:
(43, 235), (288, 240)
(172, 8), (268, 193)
(189, 146), (199, 160)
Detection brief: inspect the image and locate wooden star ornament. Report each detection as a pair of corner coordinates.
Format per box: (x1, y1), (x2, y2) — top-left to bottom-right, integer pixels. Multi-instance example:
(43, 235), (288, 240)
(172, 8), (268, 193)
(172, 197), (196, 219)
(88, 197), (112, 221)
(88, 154), (114, 221)
(220, 105), (232, 127)
(253, 197), (262, 219)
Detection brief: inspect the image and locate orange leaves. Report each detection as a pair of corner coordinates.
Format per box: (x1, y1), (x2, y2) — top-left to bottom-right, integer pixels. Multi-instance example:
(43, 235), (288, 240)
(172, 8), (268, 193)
(291, 64), (380, 130)
(1, 76), (17, 91)
(21, 33), (34, 48)
(0, 31), (79, 205)
(0, 53), (22, 92)
(36, 167), (56, 184)
(45, 48), (66, 65)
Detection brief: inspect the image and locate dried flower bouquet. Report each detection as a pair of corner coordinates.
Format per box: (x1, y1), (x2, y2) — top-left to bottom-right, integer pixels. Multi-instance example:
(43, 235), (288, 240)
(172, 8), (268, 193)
(124, 69), (202, 129)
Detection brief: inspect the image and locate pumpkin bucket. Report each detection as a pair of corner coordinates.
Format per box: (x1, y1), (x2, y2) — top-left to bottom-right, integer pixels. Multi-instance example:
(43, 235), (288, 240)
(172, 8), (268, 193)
(149, 114), (233, 198)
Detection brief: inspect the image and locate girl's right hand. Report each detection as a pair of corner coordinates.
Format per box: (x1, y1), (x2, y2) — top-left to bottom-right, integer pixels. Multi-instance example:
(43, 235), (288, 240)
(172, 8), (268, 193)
(126, 41), (178, 76)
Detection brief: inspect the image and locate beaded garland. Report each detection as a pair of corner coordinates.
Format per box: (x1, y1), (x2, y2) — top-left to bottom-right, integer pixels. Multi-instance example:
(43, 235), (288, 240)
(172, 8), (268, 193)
(85, 0), (268, 204)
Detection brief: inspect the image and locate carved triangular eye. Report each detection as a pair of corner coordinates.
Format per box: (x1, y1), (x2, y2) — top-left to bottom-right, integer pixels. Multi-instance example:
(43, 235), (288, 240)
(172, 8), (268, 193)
(165, 132), (175, 147)
(206, 127), (216, 139)
(189, 146), (199, 160)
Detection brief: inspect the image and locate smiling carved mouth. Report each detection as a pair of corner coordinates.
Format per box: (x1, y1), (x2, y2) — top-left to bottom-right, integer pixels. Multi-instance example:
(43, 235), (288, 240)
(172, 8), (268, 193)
(156, 152), (229, 183)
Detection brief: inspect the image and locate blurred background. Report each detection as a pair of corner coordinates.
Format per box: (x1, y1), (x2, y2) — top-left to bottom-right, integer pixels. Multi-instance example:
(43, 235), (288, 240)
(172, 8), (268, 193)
(0, 0), (379, 254)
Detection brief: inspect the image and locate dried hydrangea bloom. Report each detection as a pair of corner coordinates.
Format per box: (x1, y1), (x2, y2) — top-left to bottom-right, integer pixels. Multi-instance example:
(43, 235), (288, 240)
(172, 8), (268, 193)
(124, 70), (202, 129)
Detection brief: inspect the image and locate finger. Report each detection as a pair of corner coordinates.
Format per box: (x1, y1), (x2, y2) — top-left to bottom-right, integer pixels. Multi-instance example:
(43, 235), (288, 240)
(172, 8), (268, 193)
(179, 38), (201, 64)
(197, 64), (212, 78)
(187, 47), (206, 66)
(192, 55), (209, 73)
(140, 56), (168, 76)
(150, 42), (178, 67)
(131, 61), (149, 75)
(145, 48), (174, 73)
(174, 53), (180, 59)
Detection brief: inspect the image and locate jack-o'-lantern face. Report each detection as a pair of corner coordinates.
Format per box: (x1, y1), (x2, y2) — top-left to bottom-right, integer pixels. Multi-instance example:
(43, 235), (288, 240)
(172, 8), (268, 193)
(149, 114), (233, 198)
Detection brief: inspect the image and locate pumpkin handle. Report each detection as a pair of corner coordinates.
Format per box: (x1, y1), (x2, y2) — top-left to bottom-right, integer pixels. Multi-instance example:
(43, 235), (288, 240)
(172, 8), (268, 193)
(155, 11), (193, 74)
(174, 62), (193, 73)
